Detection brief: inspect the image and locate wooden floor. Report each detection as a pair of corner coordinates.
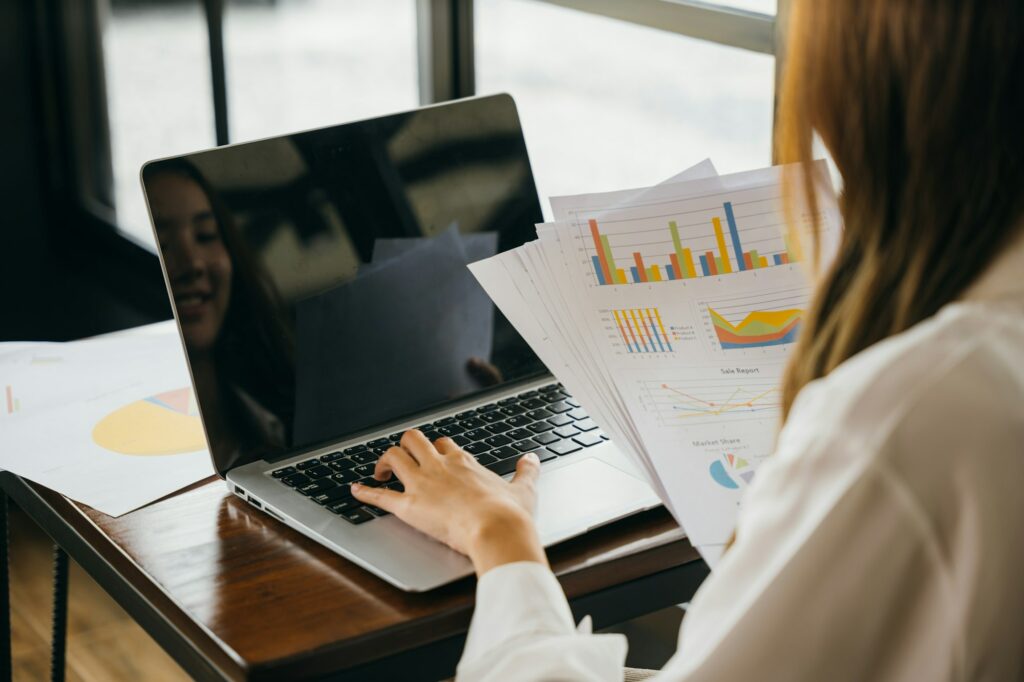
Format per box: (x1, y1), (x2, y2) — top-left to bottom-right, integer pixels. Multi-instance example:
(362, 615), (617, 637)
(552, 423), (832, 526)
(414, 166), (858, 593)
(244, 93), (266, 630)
(8, 506), (188, 682)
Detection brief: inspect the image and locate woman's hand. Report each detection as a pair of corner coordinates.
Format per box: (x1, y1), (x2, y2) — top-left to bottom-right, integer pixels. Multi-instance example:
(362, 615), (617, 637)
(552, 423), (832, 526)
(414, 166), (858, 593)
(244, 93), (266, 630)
(350, 430), (547, 575)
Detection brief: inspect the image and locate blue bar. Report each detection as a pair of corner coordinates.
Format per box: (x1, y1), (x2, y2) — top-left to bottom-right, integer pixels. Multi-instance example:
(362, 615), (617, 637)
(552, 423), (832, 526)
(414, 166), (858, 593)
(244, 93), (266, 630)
(630, 266), (641, 283)
(724, 202), (745, 271)
(648, 314), (666, 352)
(666, 265), (676, 280)
(773, 254), (783, 265)
(592, 256), (607, 285)
(699, 254), (711, 276)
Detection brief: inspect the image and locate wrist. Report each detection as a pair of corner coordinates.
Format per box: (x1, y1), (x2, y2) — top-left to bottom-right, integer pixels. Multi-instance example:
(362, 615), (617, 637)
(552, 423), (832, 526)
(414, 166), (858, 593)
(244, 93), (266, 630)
(466, 505), (547, 576)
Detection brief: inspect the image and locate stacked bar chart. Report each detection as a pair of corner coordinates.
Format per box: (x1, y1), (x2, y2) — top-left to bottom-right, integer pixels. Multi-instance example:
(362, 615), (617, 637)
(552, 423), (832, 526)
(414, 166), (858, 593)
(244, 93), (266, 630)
(612, 308), (674, 353)
(588, 200), (803, 286)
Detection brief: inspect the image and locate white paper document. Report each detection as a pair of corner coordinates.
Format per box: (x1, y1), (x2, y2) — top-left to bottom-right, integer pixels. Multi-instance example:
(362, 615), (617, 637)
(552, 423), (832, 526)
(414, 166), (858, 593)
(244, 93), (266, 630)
(470, 161), (841, 564)
(0, 328), (215, 516)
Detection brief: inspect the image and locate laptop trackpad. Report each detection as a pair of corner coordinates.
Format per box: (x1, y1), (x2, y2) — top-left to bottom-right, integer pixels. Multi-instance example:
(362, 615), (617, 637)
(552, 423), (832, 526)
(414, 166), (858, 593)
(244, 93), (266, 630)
(535, 457), (654, 545)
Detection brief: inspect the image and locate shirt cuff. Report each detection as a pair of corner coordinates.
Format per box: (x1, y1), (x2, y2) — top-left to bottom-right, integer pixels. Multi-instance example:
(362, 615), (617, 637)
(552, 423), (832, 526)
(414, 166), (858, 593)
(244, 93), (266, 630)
(461, 561), (577, 663)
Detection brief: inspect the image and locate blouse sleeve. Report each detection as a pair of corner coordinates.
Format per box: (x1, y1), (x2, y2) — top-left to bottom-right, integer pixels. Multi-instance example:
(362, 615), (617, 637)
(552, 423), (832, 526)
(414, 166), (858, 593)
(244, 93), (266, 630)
(456, 561), (628, 681)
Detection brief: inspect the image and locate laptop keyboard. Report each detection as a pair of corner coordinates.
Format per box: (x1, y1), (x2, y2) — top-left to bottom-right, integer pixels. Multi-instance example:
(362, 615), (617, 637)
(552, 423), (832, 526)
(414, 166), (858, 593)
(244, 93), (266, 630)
(269, 383), (607, 524)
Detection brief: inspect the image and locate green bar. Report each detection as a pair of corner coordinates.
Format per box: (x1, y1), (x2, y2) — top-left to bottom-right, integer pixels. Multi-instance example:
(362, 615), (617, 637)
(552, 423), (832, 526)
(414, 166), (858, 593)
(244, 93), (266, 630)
(749, 249), (760, 269)
(600, 235), (619, 279)
(669, 221), (689, 279)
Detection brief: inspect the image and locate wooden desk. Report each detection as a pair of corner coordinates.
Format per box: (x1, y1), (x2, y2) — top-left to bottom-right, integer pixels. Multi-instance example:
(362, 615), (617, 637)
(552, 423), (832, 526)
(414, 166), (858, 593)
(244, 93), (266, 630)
(1, 472), (708, 681)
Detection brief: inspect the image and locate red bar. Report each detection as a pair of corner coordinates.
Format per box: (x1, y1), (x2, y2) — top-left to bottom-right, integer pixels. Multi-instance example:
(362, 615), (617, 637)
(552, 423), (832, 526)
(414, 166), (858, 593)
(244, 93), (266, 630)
(589, 219), (613, 285)
(705, 251), (719, 276)
(670, 253), (683, 280)
(633, 252), (649, 282)
(743, 252), (754, 270)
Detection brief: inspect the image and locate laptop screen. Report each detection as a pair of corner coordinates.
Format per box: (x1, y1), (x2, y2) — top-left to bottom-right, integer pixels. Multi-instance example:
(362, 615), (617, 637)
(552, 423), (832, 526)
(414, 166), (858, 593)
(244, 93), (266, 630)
(142, 94), (547, 476)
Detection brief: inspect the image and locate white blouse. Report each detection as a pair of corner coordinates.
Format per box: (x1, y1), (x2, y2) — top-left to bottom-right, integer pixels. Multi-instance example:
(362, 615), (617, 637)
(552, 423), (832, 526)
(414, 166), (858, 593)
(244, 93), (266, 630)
(456, 236), (1024, 682)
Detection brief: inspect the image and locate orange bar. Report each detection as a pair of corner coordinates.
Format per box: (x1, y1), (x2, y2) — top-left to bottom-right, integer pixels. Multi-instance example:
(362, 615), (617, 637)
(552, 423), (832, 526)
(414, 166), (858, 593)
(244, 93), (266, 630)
(633, 252), (649, 282)
(669, 253), (683, 280)
(589, 219), (613, 285)
(743, 252), (754, 270)
(780, 253), (790, 264)
(706, 251), (719, 275)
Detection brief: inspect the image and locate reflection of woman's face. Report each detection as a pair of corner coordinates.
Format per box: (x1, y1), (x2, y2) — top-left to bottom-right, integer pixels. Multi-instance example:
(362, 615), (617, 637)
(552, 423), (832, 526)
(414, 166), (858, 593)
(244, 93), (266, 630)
(150, 172), (233, 354)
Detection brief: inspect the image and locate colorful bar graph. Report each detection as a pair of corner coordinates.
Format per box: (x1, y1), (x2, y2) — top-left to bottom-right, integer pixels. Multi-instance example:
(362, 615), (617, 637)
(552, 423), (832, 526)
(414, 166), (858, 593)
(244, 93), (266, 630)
(612, 308), (674, 353)
(588, 205), (801, 286)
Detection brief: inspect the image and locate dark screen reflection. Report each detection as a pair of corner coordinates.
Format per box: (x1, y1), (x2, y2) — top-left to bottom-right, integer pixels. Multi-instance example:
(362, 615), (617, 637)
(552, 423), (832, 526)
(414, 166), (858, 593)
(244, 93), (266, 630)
(143, 95), (546, 476)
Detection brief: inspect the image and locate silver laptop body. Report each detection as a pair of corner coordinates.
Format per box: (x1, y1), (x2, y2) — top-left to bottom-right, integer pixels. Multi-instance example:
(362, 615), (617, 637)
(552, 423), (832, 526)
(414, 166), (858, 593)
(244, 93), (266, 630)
(142, 95), (659, 592)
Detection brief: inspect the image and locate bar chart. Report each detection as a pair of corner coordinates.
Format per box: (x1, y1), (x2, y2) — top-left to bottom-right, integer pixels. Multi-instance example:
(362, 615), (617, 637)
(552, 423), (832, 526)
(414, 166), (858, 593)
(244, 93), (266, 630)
(612, 307), (674, 354)
(587, 198), (803, 286)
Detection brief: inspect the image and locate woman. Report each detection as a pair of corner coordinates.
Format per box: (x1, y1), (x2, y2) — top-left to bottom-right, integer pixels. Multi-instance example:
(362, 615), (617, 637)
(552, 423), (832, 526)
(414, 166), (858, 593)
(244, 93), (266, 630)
(353, 1), (1024, 679)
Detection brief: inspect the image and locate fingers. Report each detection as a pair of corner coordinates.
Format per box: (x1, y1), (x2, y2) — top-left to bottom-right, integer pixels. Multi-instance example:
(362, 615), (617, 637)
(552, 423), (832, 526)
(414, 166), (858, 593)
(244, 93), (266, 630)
(400, 429), (441, 466)
(434, 436), (463, 456)
(351, 482), (403, 512)
(511, 452), (540, 488)
(375, 446), (418, 481)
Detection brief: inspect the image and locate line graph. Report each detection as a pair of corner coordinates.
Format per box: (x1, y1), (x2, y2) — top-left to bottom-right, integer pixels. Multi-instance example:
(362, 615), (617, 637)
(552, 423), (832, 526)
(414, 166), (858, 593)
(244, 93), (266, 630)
(642, 376), (781, 427)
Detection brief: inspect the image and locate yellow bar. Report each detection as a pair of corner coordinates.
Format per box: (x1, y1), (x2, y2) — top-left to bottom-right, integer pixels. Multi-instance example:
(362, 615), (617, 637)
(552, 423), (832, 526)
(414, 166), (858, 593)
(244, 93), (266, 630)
(682, 248), (697, 278)
(615, 268), (627, 284)
(712, 217), (733, 273)
(758, 256), (768, 268)
(653, 307), (670, 342)
(650, 265), (662, 282)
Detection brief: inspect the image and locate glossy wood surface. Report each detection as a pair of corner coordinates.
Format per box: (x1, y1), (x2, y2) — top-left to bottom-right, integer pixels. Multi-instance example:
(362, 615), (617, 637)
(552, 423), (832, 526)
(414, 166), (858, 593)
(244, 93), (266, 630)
(9, 475), (699, 680)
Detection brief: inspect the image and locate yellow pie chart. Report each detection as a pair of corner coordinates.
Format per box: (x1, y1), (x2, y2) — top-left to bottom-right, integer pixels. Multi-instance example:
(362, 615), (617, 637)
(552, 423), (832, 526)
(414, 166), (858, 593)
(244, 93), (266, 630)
(92, 387), (206, 456)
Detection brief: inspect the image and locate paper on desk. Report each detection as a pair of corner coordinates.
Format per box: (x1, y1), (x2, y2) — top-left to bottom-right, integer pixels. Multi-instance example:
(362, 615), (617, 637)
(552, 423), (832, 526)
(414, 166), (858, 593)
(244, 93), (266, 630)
(470, 161), (842, 566)
(0, 329), (215, 516)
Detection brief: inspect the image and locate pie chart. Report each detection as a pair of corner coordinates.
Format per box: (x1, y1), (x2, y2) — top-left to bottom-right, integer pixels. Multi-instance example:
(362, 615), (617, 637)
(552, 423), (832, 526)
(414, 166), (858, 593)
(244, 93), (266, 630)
(709, 453), (755, 490)
(92, 387), (206, 456)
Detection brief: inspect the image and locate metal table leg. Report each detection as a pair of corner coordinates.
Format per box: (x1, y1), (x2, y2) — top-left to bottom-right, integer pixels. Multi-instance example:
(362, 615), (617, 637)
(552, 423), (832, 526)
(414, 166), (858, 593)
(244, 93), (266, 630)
(50, 546), (69, 682)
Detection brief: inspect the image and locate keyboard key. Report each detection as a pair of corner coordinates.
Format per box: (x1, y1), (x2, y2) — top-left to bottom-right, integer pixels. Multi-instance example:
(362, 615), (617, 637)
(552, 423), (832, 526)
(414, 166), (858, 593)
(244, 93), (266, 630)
(320, 452), (345, 463)
(366, 505), (390, 517)
(497, 397), (518, 406)
(330, 470), (359, 484)
(339, 507), (375, 524)
(538, 384), (561, 393)
(350, 451), (378, 465)
(296, 459), (320, 470)
(298, 480), (337, 496)
(499, 405), (526, 416)
(537, 449), (558, 463)
(484, 435), (512, 448)
(453, 435), (471, 447)
(367, 438), (391, 449)
(520, 398), (546, 410)
(541, 392), (568, 403)
(354, 464), (376, 478)
(326, 499), (361, 514)
(329, 459), (356, 472)
(507, 428), (534, 441)
(308, 465), (333, 479)
(572, 432), (604, 448)
(343, 444), (368, 455)
(566, 398), (581, 408)
(554, 425), (580, 438)
(517, 390), (540, 399)
(533, 431), (560, 445)
(282, 473), (311, 487)
(475, 453), (499, 465)
(389, 432), (403, 442)
(504, 415), (532, 428)
(416, 423), (434, 431)
(547, 401), (573, 413)
(547, 414), (574, 427)
(438, 424), (465, 437)
(434, 416), (456, 427)
(464, 429), (491, 441)
(487, 458), (519, 476)
(526, 408), (553, 421)
(477, 403), (500, 413)
(423, 431), (442, 441)
(456, 410), (478, 420)
(574, 419), (599, 432)
(527, 421), (554, 433)
(465, 441), (493, 455)
(357, 477), (386, 488)
(484, 422), (513, 434)
(385, 481), (405, 493)
(491, 446), (519, 460)
(547, 441), (583, 456)
(598, 432), (610, 440)
(567, 407), (589, 420)
(271, 466), (296, 478)
(512, 439), (539, 452)
(479, 411), (505, 423)
(458, 417), (485, 429)
(313, 486), (352, 505)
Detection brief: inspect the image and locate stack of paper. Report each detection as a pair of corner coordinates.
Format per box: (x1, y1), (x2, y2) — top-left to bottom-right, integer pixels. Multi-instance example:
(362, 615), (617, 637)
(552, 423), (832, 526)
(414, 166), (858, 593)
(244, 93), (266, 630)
(469, 160), (841, 565)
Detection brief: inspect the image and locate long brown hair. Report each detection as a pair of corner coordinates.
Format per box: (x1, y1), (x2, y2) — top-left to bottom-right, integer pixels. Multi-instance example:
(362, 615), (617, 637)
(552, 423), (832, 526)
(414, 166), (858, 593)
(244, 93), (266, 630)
(778, 0), (1024, 419)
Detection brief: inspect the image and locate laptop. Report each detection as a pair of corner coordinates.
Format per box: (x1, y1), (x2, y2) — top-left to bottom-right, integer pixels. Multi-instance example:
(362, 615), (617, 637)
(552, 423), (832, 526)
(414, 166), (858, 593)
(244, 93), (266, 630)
(141, 94), (660, 591)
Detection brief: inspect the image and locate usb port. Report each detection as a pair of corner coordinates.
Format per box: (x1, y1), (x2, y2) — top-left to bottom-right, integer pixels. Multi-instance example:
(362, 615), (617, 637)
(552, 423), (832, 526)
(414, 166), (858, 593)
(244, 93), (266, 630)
(247, 497), (262, 509)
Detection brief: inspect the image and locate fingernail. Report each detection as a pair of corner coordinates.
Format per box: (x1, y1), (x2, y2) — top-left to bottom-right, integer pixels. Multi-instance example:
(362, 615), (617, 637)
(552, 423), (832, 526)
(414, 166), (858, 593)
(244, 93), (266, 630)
(351, 483), (361, 490)
(527, 452), (539, 462)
